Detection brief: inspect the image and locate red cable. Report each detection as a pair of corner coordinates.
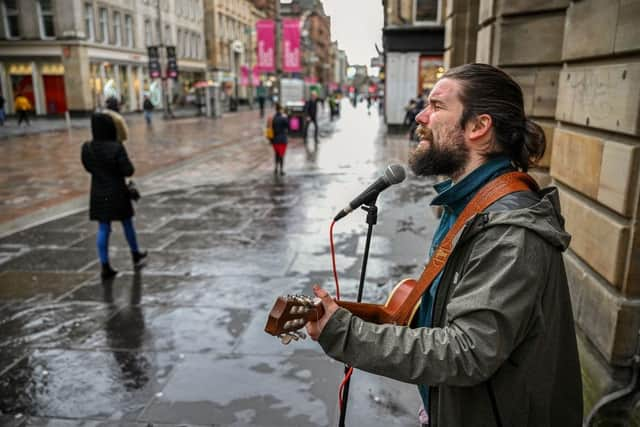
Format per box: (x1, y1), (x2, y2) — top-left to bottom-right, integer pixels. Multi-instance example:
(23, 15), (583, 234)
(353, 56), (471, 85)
(330, 220), (352, 410)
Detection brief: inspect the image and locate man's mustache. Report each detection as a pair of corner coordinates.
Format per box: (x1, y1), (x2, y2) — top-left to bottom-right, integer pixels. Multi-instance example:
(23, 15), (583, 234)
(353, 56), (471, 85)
(415, 125), (433, 142)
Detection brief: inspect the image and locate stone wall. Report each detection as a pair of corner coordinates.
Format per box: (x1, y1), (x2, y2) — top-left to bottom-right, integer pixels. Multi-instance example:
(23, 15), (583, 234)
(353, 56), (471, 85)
(448, 0), (640, 422)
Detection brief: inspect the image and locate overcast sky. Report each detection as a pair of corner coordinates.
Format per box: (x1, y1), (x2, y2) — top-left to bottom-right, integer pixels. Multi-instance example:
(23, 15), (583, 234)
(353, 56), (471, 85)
(321, 0), (384, 67)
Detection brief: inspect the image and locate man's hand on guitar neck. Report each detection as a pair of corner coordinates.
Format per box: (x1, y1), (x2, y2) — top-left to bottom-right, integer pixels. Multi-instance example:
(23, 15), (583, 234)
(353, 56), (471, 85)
(306, 285), (340, 341)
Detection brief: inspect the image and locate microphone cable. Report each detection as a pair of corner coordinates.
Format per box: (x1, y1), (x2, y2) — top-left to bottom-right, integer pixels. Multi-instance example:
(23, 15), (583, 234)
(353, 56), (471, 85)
(329, 220), (354, 411)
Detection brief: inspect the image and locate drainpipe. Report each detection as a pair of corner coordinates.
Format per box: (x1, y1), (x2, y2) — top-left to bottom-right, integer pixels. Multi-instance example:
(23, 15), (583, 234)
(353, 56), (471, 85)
(584, 330), (640, 427)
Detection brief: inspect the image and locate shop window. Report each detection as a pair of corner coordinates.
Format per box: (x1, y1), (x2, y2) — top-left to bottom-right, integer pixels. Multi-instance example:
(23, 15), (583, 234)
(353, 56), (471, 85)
(37, 0), (55, 39)
(124, 14), (133, 47)
(84, 3), (94, 41)
(113, 11), (121, 46)
(2, 0), (20, 39)
(98, 7), (108, 43)
(414, 0), (440, 24)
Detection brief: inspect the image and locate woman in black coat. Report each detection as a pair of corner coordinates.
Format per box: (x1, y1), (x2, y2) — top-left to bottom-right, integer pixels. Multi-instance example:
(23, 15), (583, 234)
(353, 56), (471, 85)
(81, 112), (146, 279)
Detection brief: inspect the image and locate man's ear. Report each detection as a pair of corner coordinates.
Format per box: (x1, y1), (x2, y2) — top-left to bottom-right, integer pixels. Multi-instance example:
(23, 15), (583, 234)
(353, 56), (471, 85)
(467, 114), (492, 141)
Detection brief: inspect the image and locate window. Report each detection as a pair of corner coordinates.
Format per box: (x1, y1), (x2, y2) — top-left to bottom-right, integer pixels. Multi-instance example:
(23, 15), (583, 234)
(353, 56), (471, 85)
(144, 18), (152, 45)
(84, 3), (94, 41)
(124, 14), (133, 47)
(414, 0), (439, 23)
(98, 7), (108, 43)
(112, 11), (121, 46)
(37, 0), (54, 38)
(176, 28), (181, 56)
(2, 0), (20, 38)
(164, 24), (171, 45)
(155, 19), (161, 45)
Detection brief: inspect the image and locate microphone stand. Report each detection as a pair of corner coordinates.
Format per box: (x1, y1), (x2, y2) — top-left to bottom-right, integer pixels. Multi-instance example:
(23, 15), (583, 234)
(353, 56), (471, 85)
(338, 199), (379, 427)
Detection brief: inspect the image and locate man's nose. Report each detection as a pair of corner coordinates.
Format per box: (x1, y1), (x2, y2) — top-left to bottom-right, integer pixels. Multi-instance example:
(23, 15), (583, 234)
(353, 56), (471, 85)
(415, 107), (430, 125)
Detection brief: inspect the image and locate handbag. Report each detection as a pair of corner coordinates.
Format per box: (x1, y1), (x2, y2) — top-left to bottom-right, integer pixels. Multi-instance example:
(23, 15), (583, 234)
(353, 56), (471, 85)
(264, 115), (274, 140)
(127, 180), (141, 201)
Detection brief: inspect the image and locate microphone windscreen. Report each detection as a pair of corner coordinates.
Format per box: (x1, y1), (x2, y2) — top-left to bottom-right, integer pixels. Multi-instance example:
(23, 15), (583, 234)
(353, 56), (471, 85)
(385, 164), (406, 185)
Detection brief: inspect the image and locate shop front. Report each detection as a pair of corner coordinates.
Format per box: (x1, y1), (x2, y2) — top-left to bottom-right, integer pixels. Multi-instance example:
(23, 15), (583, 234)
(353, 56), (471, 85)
(1, 61), (68, 115)
(89, 61), (145, 112)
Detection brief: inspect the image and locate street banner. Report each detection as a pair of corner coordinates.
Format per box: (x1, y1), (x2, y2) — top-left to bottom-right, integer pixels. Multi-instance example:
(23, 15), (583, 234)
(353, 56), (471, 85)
(282, 19), (301, 72)
(240, 65), (249, 86)
(147, 46), (161, 79)
(252, 66), (260, 86)
(256, 19), (275, 72)
(166, 46), (178, 79)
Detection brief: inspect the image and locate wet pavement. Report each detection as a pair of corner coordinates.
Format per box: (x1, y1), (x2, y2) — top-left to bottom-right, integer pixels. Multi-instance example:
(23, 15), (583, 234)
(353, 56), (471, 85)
(0, 102), (441, 426)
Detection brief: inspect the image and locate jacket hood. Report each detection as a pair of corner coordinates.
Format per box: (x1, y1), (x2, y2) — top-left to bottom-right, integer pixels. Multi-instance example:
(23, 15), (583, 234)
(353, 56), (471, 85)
(91, 112), (117, 142)
(471, 187), (571, 251)
(102, 109), (129, 142)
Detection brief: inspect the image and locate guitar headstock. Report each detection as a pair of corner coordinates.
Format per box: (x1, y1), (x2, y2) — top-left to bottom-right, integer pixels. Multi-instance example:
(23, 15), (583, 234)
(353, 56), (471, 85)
(264, 294), (321, 345)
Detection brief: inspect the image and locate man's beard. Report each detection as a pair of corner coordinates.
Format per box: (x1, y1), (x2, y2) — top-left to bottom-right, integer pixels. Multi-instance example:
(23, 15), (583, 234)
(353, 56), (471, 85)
(408, 124), (469, 178)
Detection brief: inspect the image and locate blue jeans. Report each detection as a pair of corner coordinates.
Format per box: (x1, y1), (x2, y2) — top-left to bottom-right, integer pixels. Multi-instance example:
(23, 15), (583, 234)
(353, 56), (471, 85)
(144, 110), (152, 125)
(0, 108), (5, 125)
(97, 218), (140, 264)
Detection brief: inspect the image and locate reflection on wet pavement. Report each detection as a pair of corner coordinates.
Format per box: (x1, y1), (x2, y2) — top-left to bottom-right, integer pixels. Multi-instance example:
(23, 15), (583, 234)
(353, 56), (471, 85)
(0, 103), (439, 425)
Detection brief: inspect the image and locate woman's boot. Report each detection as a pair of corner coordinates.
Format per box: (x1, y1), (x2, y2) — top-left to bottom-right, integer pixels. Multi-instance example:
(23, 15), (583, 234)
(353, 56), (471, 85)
(101, 263), (118, 279)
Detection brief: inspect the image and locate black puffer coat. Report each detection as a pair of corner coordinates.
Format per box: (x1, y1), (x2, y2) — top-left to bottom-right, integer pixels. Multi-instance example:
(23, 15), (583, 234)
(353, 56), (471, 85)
(81, 113), (135, 222)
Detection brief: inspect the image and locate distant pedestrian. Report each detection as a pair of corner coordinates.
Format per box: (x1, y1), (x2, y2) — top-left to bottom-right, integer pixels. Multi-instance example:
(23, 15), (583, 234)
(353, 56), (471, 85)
(0, 93), (5, 126)
(267, 103), (289, 176)
(256, 81), (267, 118)
(81, 112), (147, 279)
(303, 91), (319, 145)
(143, 95), (154, 126)
(14, 94), (32, 126)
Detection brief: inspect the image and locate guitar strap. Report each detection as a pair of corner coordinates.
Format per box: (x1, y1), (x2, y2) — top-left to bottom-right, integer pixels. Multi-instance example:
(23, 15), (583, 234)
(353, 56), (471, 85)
(412, 171), (539, 303)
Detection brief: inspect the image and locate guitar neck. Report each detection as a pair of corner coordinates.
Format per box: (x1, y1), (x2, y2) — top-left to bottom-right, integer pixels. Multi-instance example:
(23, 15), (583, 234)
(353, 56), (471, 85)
(309, 299), (390, 324)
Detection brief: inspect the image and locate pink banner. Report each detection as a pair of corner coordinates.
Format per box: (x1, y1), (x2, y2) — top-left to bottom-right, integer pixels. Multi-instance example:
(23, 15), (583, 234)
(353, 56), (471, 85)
(240, 65), (249, 86)
(304, 76), (318, 84)
(256, 20), (275, 72)
(252, 66), (260, 86)
(282, 19), (301, 72)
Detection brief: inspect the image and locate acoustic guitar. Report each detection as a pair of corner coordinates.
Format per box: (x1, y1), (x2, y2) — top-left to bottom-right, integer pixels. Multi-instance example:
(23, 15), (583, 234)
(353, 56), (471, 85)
(264, 278), (422, 344)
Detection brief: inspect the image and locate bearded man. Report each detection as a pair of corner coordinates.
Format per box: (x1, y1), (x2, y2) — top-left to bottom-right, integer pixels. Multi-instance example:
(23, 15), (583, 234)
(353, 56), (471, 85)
(306, 63), (583, 427)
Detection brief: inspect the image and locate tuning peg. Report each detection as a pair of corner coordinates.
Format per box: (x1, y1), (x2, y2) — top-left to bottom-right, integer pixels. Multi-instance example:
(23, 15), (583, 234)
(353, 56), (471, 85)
(279, 334), (293, 345)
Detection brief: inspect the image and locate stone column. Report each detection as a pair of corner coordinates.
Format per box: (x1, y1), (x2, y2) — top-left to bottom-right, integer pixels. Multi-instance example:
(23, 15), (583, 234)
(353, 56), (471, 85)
(31, 61), (45, 115)
(61, 45), (93, 115)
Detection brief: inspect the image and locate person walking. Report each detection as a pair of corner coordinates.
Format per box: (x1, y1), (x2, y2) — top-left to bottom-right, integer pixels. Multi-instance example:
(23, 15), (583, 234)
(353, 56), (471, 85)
(306, 63), (582, 427)
(81, 112), (147, 279)
(0, 93), (5, 126)
(143, 95), (154, 126)
(267, 103), (289, 176)
(303, 91), (319, 146)
(14, 94), (32, 126)
(256, 81), (267, 118)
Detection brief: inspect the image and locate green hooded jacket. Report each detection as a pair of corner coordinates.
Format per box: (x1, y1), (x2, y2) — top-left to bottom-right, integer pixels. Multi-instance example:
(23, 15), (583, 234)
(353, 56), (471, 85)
(318, 187), (583, 427)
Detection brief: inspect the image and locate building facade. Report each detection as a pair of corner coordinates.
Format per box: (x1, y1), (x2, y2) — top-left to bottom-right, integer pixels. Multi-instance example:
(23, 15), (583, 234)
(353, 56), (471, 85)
(203, 0), (263, 104)
(0, 0), (207, 115)
(382, 0), (445, 125)
(281, 0), (332, 86)
(445, 0), (640, 423)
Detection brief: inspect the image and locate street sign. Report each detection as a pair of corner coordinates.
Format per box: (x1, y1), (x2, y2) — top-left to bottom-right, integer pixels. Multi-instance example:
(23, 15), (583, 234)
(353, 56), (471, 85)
(147, 46), (161, 79)
(166, 45), (178, 79)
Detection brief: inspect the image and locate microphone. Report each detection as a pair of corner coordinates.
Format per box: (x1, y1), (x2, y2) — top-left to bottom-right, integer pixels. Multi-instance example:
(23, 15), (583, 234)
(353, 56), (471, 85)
(333, 164), (406, 221)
